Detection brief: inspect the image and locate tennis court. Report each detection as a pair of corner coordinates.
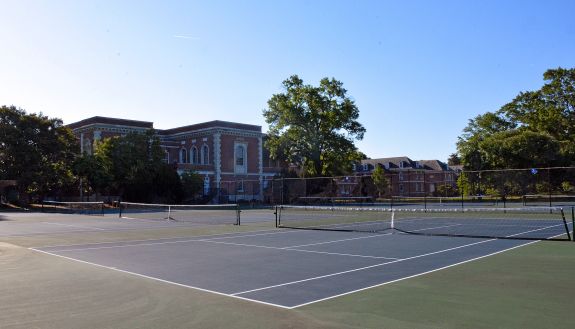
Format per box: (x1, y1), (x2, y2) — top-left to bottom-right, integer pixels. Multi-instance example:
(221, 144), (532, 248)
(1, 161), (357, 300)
(25, 205), (573, 308)
(1, 206), (575, 328)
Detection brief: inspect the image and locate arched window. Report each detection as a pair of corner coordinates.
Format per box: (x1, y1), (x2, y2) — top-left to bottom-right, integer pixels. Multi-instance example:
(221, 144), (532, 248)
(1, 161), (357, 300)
(201, 144), (209, 164)
(179, 148), (187, 163)
(190, 146), (198, 164)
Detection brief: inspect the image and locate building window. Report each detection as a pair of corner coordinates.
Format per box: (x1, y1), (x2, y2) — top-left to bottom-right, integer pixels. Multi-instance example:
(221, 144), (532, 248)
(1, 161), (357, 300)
(83, 138), (92, 155)
(164, 149), (170, 163)
(399, 172), (404, 181)
(237, 180), (244, 192)
(179, 148), (187, 163)
(235, 143), (247, 174)
(416, 183), (423, 192)
(236, 145), (245, 166)
(201, 144), (209, 164)
(190, 146), (198, 164)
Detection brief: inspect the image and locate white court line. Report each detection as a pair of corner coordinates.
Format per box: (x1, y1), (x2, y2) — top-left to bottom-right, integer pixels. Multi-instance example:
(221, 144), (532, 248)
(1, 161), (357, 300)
(230, 238), (496, 297)
(31, 227), (286, 249)
(290, 227), (572, 309)
(42, 222), (108, 231)
(289, 240), (536, 308)
(27, 222), (570, 309)
(29, 248), (291, 310)
(39, 235), (398, 260)
(196, 240), (399, 260)
(285, 233), (391, 248)
(231, 223), (566, 298)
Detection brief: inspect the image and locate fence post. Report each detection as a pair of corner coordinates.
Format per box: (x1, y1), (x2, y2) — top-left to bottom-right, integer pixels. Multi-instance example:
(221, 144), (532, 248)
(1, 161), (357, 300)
(281, 177), (285, 205)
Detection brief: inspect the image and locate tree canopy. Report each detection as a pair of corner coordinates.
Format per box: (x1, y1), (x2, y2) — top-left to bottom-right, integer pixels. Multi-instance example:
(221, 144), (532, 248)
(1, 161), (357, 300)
(263, 75), (366, 177)
(92, 130), (183, 203)
(0, 106), (78, 201)
(456, 68), (575, 170)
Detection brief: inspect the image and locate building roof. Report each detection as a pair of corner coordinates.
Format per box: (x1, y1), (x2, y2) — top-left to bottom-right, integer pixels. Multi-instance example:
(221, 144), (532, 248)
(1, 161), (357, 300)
(359, 157), (452, 171)
(67, 116), (154, 130)
(67, 117), (261, 135)
(158, 120), (261, 135)
(361, 156), (414, 169)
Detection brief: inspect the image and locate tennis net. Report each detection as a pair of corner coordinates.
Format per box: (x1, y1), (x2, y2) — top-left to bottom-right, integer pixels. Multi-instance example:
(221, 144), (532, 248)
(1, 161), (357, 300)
(276, 205), (573, 241)
(119, 202), (240, 225)
(522, 194), (575, 207)
(41, 201), (105, 215)
(391, 195), (501, 208)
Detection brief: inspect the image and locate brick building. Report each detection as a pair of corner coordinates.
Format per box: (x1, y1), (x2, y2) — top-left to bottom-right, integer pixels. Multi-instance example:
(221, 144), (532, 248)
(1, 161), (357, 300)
(353, 156), (458, 197)
(68, 116), (281, 202)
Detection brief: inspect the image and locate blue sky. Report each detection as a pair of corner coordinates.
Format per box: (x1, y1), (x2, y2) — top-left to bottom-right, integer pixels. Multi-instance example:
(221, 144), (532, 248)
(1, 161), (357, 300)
(1, 0), (574, 162)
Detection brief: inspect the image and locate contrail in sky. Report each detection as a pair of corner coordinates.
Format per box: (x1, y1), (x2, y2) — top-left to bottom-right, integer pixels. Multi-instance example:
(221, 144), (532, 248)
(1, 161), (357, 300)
(173, 35), (200, 40)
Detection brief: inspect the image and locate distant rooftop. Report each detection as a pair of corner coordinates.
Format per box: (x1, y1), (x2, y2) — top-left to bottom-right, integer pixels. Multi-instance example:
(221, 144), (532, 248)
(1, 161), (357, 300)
(67, 116), (153, 129)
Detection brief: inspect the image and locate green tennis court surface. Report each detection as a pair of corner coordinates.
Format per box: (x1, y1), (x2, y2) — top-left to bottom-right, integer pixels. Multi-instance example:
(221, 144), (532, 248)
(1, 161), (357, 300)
(0, 210), (573, 328)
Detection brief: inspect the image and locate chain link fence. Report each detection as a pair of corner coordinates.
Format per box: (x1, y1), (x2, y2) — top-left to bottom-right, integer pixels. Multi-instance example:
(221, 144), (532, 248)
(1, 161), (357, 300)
(263, 167), (575, 208)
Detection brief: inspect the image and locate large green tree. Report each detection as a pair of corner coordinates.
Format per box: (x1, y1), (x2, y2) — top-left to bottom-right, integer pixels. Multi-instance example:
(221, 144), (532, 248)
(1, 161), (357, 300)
(456, 68), (575, 171)
(0, 106), (78, 201)
(96, 130), (182, 203)
(263, 75), (366, 177)
(73, 153), (113, 199)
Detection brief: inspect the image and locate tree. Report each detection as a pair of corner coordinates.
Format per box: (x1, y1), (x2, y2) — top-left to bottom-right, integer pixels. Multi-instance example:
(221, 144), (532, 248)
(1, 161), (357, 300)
(447, 153), (461, 166)
(0, 106), (78, 202)
(371, 165), (389, 198)
(457, 67), (575, 171)
(73, 153), (112, 199)
(181, 171), (204, 201)
(263, 75), (366, 177)
(96, 130), (181, 202)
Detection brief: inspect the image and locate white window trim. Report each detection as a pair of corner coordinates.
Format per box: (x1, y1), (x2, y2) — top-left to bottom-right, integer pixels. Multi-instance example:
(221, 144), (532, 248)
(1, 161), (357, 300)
(190, 146), (198, 164)
(201, 144), (209, 165)
(180, 148), (187, 163)
(234, 142), (248, 174)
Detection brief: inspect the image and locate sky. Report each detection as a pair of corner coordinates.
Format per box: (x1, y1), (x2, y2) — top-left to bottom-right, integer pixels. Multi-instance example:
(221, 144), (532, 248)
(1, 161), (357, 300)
(1, 0), (574, 162)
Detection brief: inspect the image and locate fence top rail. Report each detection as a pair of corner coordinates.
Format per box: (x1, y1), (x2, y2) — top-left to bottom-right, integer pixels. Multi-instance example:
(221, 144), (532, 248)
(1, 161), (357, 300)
(460, 166), (575, 174)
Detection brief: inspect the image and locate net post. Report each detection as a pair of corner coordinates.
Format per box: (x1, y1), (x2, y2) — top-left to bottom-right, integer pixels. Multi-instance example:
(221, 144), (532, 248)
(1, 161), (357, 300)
(572, 207), (574, 242)
(101, 202), (105, 216)
(274, 205), (278, 228)
(560, 208), (571, 241)
(390, 210), (395, 232)
(236, 204), (241, 226)
(118, 200), (122, 218)
(167, 205), (172, 221)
